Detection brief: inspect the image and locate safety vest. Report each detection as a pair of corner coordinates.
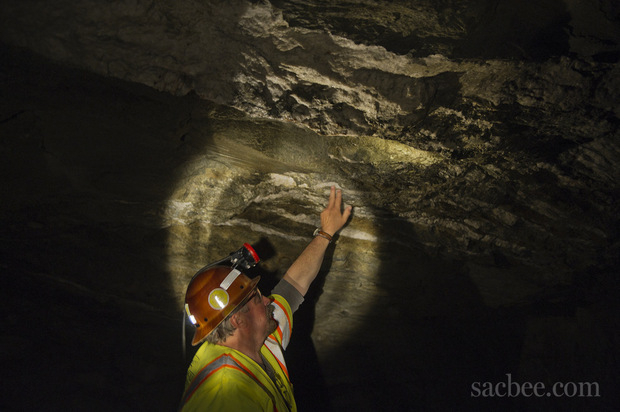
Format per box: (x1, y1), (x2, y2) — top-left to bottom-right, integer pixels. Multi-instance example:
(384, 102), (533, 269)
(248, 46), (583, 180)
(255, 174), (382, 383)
(180, 294), (296, 412)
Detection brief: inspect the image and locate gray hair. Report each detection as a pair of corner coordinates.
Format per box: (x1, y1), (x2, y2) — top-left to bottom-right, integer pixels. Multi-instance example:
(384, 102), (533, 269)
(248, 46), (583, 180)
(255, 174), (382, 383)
(205, 303), (249, 344)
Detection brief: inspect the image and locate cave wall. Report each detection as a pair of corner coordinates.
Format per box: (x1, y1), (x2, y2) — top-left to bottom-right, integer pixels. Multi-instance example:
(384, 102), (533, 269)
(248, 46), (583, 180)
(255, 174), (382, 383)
(1, 1), (619, 411)
(2, 0), (619, 138)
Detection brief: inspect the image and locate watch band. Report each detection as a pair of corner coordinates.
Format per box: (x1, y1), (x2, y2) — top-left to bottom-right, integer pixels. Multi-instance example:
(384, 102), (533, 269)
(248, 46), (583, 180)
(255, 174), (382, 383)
(313, 228), (333, 243)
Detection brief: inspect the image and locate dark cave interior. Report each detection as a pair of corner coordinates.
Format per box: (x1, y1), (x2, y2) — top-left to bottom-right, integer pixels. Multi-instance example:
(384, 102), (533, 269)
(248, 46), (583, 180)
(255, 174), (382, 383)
(1, 1), (619, 411)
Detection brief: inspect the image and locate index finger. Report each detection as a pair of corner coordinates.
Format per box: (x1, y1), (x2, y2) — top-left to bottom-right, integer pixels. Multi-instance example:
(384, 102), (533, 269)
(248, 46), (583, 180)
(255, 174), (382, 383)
(334, 187), (343, 209)
(327, 185), (336, 209)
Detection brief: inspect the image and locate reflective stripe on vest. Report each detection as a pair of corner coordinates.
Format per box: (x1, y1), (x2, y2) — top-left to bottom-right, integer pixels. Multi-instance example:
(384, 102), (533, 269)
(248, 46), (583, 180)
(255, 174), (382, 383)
(270, 298), (292, 347)
(180, 353), (278, 411)
(265, 338), (288, 379)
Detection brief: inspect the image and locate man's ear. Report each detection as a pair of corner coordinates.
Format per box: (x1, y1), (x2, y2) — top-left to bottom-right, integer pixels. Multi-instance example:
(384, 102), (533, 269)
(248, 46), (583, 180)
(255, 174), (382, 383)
(230, 312), (244, 329)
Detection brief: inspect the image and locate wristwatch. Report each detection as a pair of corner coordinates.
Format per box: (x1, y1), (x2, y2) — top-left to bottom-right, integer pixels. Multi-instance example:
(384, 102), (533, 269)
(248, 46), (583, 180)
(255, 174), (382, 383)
(313, 228), (333, 243)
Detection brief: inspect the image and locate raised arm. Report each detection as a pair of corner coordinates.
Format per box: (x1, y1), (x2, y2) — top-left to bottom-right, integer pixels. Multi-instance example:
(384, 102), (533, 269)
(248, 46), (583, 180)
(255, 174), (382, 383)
(283, 186), (352, 296)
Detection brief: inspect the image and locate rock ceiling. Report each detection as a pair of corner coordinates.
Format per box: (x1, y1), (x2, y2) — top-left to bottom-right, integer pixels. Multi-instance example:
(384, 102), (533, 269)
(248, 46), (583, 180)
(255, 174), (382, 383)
(1, 0), (618, 410)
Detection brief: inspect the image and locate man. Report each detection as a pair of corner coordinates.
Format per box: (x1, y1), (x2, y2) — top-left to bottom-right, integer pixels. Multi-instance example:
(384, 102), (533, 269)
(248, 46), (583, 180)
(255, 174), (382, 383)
(180, 186), (352, 411)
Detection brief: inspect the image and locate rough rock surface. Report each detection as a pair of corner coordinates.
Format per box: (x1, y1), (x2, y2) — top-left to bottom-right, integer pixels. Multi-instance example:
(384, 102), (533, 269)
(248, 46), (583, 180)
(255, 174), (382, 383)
(1, 1), (619, 411)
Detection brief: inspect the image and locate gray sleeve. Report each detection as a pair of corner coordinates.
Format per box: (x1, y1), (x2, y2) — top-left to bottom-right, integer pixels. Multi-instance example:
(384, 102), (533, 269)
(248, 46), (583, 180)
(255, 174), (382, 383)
(271, 278), (304, 313)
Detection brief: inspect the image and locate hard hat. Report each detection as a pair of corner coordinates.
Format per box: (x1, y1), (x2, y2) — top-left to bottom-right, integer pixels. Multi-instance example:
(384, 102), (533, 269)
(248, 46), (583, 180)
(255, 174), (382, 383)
(184, 265), (260, 346)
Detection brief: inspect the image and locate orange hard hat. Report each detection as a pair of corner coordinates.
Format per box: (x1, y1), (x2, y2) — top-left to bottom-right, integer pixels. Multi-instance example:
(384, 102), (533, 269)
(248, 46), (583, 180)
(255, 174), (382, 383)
(184, 265), (260, 346)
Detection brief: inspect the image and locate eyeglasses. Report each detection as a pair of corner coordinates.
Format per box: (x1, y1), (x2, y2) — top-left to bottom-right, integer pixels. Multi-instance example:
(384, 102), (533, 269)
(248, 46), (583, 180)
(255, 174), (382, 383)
(245, 288), (262, 305)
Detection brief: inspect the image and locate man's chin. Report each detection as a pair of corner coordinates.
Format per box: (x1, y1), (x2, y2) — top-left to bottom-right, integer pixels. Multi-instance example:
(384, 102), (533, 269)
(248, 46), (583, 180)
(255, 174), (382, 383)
(269, 318), (278, 333)
(266, 317), (278, 336)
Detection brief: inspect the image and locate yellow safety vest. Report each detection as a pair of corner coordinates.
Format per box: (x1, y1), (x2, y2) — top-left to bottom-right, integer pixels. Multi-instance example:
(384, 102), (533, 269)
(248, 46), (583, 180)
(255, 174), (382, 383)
(180, 294), (296, 412)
